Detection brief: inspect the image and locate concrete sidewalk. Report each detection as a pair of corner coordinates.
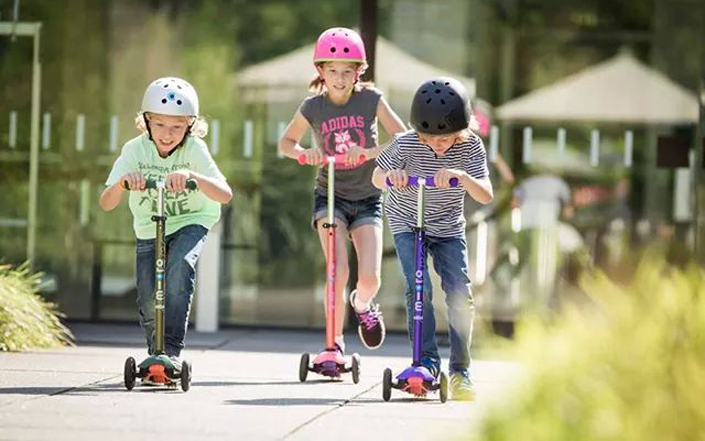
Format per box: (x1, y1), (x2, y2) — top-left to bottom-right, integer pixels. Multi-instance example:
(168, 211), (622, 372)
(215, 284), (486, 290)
(0, 323), (521, 441)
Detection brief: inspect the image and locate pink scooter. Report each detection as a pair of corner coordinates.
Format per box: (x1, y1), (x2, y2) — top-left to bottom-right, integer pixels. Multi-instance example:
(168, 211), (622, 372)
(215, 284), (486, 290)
(297, 154), (364, 383)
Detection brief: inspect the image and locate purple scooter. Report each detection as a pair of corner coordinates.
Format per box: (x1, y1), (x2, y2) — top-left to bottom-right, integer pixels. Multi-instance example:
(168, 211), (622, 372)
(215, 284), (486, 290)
(382, 176), (459, 403)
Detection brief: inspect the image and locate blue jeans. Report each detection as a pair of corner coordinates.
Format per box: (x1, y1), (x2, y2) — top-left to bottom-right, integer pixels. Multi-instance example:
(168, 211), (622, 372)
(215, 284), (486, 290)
(392, 232), (475, 376)
(135, 224), (208, 357)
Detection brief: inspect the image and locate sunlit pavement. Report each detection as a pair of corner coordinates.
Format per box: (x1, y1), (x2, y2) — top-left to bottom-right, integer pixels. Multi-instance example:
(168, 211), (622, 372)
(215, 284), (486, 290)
(0, 323), (522, 441)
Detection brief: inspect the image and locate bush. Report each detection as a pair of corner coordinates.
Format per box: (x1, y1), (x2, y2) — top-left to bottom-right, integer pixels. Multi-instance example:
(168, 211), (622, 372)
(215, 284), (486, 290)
(0, 263), (73, 351)
(477, 256), (705, 441)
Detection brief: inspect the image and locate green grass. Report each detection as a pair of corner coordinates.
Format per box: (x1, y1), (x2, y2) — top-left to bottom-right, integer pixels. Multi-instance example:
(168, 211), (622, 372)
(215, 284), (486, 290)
(477, 256), (705, 441)
(0, 263), (73, 351)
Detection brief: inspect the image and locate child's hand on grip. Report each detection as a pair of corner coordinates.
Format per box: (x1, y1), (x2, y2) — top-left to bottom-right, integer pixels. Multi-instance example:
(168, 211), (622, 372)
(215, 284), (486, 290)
(121, 172), (146, 191)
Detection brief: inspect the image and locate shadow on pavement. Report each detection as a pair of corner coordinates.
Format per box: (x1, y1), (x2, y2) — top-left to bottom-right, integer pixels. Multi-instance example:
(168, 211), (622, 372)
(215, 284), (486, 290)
(194, 380), (331, 386)
(224, 397), (443, 406)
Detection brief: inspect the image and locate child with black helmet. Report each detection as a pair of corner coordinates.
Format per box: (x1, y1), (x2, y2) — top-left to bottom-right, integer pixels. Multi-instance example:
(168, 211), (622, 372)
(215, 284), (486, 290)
(99, 77), (232, 369)
(372, 77), (493, 400)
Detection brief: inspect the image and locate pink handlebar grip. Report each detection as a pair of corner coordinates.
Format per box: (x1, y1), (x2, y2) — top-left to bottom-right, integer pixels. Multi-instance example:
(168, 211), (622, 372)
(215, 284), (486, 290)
(297, 154), (367, 166)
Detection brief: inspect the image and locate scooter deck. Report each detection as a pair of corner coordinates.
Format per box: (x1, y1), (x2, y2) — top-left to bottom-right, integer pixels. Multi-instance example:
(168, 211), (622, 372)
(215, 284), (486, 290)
(311, 349), (351, 378)
(395, 365), (440, 397)
(137, 354), (182, 387)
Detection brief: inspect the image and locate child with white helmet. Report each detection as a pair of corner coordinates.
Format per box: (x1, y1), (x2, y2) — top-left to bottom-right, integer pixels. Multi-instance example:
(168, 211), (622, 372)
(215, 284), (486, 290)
(99, 77), (232, 367)
(372, 77), (494, 400)
(279, 27), (406, 354)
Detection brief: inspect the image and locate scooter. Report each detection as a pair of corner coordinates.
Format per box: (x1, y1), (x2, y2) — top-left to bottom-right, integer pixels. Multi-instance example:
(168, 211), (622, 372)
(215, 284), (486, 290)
(297, 154), (362, 383)
(122, 178), (197, 392)
(382, 176), (459, 403)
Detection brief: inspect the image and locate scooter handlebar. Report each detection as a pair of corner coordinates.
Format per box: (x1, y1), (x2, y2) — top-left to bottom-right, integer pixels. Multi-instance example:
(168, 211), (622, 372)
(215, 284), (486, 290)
(385, 176), (459, 188)
(122, 178), (198, 191)
(297, 154), (367, 166)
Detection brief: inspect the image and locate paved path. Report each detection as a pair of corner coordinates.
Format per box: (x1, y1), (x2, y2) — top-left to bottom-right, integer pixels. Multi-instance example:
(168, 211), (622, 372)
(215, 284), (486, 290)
(0, 324), (521, 441)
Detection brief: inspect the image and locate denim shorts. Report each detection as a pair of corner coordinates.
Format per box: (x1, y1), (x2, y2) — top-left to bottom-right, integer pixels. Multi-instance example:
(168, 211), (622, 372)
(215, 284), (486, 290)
(312, 189), (383, 231)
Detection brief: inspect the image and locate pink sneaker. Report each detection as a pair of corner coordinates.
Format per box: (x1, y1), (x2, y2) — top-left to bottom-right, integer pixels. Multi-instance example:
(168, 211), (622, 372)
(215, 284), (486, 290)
(350, 290), (386, 349)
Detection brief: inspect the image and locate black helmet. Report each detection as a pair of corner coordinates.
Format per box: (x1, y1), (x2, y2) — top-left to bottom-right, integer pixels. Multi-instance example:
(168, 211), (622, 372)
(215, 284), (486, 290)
(410, 77), (470, 135)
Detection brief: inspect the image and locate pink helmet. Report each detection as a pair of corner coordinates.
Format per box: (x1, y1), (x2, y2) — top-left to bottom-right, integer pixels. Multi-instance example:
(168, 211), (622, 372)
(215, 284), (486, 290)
(313, 27), (367, 64)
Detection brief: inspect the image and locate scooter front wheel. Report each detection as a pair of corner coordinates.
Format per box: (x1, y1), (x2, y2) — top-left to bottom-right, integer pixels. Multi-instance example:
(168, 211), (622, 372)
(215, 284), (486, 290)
(180, 360), (192, 392)
(299, 353), (309, 382)
(439, 372), (448, 403)
(382, 368), (393, 402)
(124, 357), (136, 391)
(351, 353), (361, 384)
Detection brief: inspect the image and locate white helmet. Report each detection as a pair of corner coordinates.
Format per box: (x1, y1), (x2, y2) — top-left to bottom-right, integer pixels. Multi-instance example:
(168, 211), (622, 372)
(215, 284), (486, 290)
(141, 77), (199, 116)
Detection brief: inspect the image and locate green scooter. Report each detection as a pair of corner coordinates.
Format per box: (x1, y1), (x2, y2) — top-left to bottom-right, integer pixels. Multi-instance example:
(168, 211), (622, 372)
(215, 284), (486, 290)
(122, 178), (197, 392)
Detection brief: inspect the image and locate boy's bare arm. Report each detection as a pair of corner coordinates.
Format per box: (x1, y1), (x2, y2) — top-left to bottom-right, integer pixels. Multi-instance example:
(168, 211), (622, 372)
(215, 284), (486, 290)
(99, 183), (124, 212)
(371, 167), (388, 189)
(188, 172), (232, 204)
(460, 174), (493, 204)
(435, 168), (493, 204)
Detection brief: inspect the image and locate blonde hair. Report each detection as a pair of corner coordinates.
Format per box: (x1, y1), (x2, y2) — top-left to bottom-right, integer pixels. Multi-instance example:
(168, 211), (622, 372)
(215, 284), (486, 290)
(135, 112), (209, 138)
(417, 128), (476, 143)
(416, 109), (481, 142)
(308, 61), (373, 95)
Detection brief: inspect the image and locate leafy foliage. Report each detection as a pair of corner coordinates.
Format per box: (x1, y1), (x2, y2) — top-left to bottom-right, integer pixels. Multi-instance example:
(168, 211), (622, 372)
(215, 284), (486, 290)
(477, 255), (705, 441)
(0, 263), (73, 351)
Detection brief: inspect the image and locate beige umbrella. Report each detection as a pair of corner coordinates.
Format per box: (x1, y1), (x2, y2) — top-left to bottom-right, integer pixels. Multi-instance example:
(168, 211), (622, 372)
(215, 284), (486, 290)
(496, 51), (698, 124)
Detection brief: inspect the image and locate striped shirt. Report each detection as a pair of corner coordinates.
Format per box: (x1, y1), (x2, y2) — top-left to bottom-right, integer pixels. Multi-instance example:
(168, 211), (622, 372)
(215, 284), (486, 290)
(376, 130), (489, 238)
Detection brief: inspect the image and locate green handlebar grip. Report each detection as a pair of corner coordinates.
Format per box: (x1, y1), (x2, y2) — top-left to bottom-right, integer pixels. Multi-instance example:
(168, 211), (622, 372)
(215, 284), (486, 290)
(122, 179), (198, 191)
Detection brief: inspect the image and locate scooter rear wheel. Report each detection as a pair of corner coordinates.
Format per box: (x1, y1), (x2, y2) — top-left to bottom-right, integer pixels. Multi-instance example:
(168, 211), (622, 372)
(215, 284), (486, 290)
(439, 372), (448, 403)
(382, 368), (393, 402)
(124, 357), (136, 391)
(299, 353), (309, 382)
(180, 360), (191, 392)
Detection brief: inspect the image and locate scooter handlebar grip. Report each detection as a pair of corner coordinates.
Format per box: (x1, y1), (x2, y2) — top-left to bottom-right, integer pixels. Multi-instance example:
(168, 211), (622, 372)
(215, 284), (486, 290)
(385, 176), (460, 188)
(333, 154), (367, 166)
(122, 178), (197, 191)
(298, 154), (367, 166)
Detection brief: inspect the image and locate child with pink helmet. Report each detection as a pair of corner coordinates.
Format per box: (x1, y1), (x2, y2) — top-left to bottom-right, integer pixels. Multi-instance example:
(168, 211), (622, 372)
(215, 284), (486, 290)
(279, 27), (406, 355)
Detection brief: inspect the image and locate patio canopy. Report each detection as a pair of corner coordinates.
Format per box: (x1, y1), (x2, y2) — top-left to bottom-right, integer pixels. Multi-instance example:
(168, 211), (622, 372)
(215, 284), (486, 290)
(496, 51), (698, 124)
(236, 37), (476, 103)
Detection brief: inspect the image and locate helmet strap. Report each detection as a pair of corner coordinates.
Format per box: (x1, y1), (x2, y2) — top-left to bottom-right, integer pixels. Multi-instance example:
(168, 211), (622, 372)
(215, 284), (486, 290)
(144, 113), (154, 141)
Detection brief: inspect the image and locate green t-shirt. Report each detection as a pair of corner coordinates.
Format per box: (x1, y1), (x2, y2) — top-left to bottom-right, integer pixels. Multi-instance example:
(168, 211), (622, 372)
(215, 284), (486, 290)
(106, 134), (226, 239)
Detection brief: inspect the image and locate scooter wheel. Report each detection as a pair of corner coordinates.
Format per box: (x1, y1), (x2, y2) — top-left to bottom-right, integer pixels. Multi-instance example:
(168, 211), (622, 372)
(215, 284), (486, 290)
(180, 360), (191, 392)
(382, 368), (393, 402)
(351, 353), (361, 384)
(299, 353), (309, 382)
(439, 371), (448, 403)
(124, 357), (136, 391)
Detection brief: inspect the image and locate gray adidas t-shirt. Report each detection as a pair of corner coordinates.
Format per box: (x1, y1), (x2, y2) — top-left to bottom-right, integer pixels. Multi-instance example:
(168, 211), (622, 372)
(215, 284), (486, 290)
(299, 87), (382, 201)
